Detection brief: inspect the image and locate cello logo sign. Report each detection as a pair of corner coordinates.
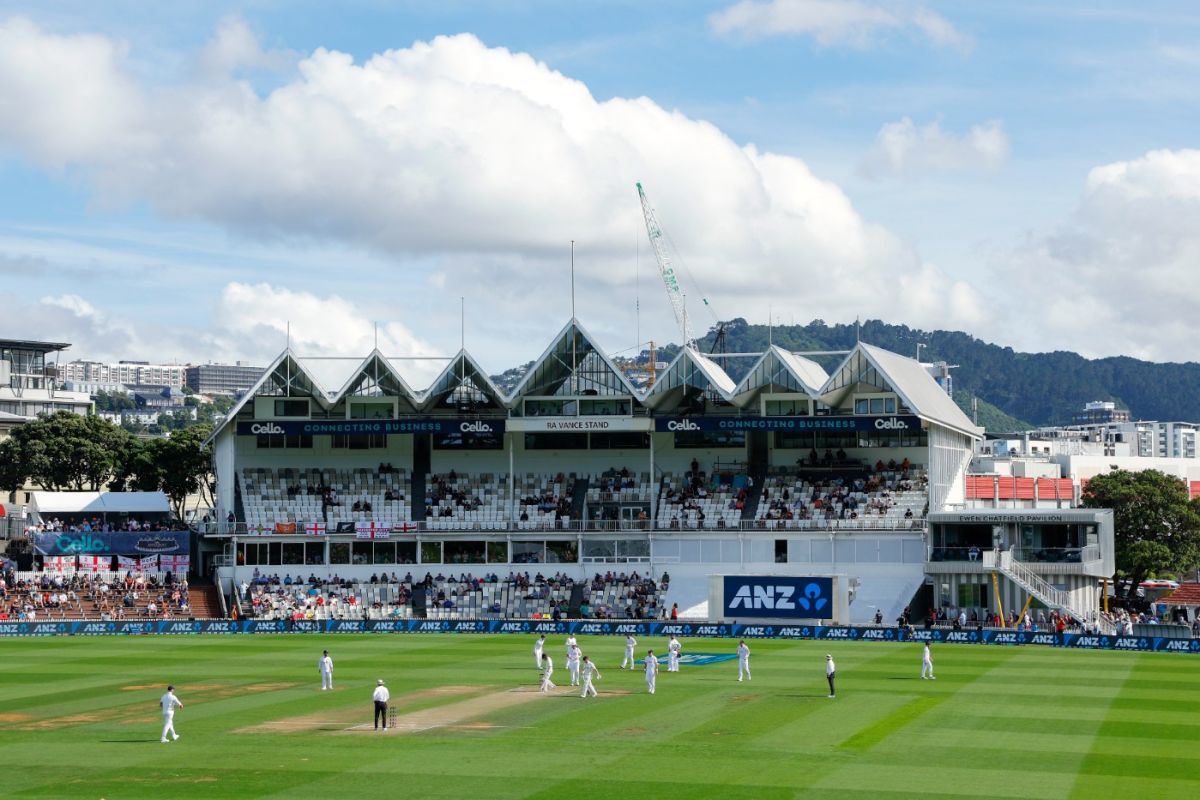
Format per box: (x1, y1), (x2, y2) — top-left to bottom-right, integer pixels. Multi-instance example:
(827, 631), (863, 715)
(723, 576), (834, 620)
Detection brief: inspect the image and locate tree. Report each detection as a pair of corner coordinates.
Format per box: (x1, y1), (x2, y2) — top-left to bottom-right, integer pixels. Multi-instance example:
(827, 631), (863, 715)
(0, 411), (134, 492)
(153, 424), (215, 519)
(1081, 469), (1200, 595)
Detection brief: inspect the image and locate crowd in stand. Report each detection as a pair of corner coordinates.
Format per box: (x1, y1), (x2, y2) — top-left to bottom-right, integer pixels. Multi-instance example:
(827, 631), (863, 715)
(517, 473), (573, 522)
(758, 466), (926, 524)
(425, 470), (485, 518)
(25, 517), (178, 533)
(0, 567), (191, 621)
(238, 567), (668, 622)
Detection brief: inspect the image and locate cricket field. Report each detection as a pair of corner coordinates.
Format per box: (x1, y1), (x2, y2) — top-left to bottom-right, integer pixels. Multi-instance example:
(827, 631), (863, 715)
(1, 634), (1197, 798)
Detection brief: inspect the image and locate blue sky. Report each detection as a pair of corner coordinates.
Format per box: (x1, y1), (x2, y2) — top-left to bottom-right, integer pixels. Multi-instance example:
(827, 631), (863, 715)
(1, 1), (1199, 379)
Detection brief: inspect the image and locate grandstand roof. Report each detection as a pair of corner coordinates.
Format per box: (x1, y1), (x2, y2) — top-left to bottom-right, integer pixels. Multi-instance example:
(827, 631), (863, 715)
(508, 318), (641, 401)
(335, 350), (421, 412)
(821, 342), (981, 438)
(732, 345), (828, 408)
(644, 347), (737, 409)
(205, 320), (982, 441)
(419, 350), (507, 412)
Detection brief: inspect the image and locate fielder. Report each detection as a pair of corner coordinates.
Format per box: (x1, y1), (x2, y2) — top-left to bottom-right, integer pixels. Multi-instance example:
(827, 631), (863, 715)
(921, 642), (935, 680)
(737, 640), (751, 682)
(826, 654), (836, 698)
(567, 643), (581, 686)
(621, 634), (637, 669)
(540, 653), (556, 693)
(580, 655), (601, 698)
(565, 633), (578, 658)
(644, 649), (658, 694)
(319, 649), (334, 690)
(159, 685), (182, 743)
(667, 635), (682, 672)
(534, 634), (546, 670)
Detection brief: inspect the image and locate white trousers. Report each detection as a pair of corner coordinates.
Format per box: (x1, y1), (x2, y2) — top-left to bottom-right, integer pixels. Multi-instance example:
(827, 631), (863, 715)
(540, 667), (555, 692)
(581, 676), (597, 697)
(568, 661), (580, 685)
(161, 712), (177, 741)
(534, 651), (543, 669)
(738, 658), (751, 681)
(921, 661), (934, 679)
(321, 671), (333, 690)
(668, 652), (679, 671)
(622, 648), (635, 668)
(646, 671), (656, 694)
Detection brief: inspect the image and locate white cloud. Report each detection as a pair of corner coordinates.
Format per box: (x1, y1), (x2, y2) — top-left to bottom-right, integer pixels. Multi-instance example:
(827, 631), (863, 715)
(991, 148), (1200, 361)
(860, 117), (1009, 178)
(709, 0), (971, 50)
(0, 16), (984, 363)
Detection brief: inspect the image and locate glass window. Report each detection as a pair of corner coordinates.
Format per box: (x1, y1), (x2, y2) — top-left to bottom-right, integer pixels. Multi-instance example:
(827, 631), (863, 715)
(854, 399), (868, 414)
(421, 541), (443, 564)
(330, 542), (350, 564)
(352, 542), (373, 565)
(673, 430), (746, 448)
(396, 542), (417, 564)
(372, 542), (397, 564)
(869, 398), (885, 413)
(524, 432), (589, 450)
(350, 401), (393, 420)
(332, 433), (388, 449)
(885, 398), (896, 413)
(305, 543), (324, 565)
(546, 541), (577, 563)
(281, 543), (304, 565)
(445, 540), (486, 564)
(433, 431), (503, 450)
(274, 399), (309, 417)
(487, 541), (508, 563)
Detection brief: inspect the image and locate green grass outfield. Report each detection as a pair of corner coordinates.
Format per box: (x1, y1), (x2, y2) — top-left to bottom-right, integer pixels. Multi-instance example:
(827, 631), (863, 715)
(1, 634), (1198, 799)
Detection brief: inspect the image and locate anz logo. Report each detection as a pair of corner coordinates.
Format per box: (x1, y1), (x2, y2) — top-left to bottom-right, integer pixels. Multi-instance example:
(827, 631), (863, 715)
(1031, 634), (1057, 646)
(1161, 640), (1192, 652)
(533, 623), (559, 633)
(417, 621), (445, 632)
(576, 623), (603, 634)
(860, 629), (888, 640)
(499, 622), (525, 632)
(615, 624), (639, 633)
(695, 625), (720, 636)
(729, 582), (828, 612)
(80, 623), (112, 634)
(659, 625), (685, 635)
(991, 632), (1017, 644)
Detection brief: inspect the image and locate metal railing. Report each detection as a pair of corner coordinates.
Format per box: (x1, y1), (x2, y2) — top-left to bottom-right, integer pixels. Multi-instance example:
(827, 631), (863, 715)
(196, 517), (928, 537)
(998, 550), (1070, 609)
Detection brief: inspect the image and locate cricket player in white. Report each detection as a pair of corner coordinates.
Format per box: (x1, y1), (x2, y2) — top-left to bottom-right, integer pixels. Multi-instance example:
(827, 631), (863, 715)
(580, 656), (601, 698)
(667, 635), (682, 672)
(826, 654), (836, 697)
(534, 635), (546, 670)
(644, 649), (658, 694)
(319, 649), (334, 690)
(565, 633), (577, 658)
(567, 644), (581, 686)
(159, 685), (182, 743)
(920, 643), (935, 680)
(621, 634), (637, 669)
(737, 640), (751, 682)
(540, 653), (556, 693)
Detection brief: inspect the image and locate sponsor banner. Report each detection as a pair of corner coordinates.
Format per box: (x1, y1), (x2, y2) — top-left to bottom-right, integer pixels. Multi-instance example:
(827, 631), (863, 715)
(723, 576), (834, 620)
(507, 417), (651, 433)
(0, 620), (1197, 653)
(32, 531), (189, 556)
(655, 414), (922, 433)
(236, 418), (506, 437)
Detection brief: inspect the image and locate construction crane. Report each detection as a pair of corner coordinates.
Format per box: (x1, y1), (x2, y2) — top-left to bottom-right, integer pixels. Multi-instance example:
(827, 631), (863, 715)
(636, 182), (729, 357)
(637, 182), (698, 351)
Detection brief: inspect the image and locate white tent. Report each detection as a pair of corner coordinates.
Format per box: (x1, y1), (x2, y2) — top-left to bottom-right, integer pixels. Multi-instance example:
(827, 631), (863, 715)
(28, 491), (171, 519)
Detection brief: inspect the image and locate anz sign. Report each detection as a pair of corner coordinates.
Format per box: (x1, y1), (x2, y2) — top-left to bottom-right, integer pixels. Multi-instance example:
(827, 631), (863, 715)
(723, 576), (834, 620)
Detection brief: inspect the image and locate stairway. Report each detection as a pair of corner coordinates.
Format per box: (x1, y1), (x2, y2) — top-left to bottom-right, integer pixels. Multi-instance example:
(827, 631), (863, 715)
(740, 467), (768, 521)
(988, 549), (1114, 634)
(411, 471), (427, 522)
(187, 583), (225, 619)
(570, 477), (589, 522)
